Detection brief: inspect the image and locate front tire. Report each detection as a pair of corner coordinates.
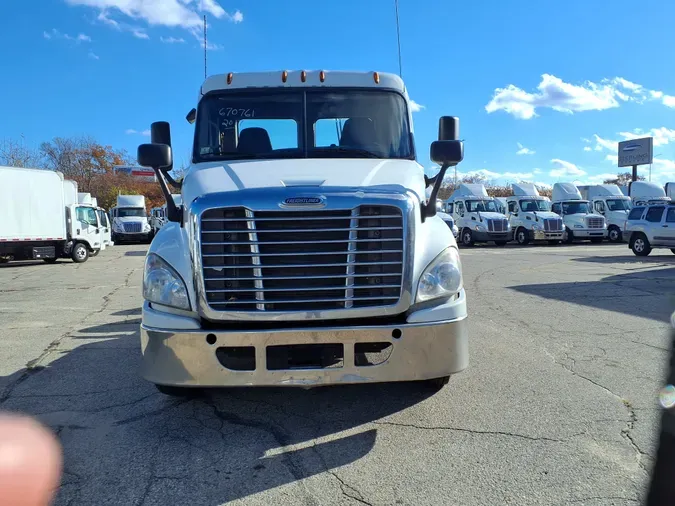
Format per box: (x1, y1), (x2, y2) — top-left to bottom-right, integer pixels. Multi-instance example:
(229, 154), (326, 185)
(90, 249), (100, 257)
(630, 233), (652, 256)
(608, 226), (622, 243)
(71, 242), (89, 263)
(564, 228), (574, 244)
(515, 227), (530, 245)
(461, 229), (474, 247)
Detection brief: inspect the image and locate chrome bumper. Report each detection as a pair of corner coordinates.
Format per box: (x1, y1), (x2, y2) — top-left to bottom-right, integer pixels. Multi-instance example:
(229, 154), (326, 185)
(571, 229), (607, 238)
(140, 317), (469, 388)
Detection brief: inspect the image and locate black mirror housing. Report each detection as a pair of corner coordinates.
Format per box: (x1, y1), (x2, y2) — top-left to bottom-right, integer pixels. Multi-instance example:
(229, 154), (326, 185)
(138, 143), (172, 169)
(430, 140), (464, 166)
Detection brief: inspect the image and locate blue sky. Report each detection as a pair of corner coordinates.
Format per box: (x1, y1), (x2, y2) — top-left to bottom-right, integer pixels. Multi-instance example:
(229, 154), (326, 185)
(2, 0), (675, 187)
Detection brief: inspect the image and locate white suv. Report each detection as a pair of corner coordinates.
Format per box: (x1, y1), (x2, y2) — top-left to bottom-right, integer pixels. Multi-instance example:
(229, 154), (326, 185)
(624, 202), (675, 256)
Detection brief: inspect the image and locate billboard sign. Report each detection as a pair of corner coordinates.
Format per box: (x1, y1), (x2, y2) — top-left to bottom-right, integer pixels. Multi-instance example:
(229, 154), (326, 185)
(114, 165), (156, 183)
(617, 137), (653, 167)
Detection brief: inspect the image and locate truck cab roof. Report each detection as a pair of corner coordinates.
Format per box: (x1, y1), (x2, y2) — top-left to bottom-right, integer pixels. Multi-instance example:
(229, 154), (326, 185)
(201, 70), (406, 96)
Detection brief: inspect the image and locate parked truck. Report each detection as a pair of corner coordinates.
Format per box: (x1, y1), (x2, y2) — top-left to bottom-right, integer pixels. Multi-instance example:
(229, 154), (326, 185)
(506, 183), (564, 245)
(447, 183), (511, 246)
(629, 181), (670, 206)
(577, 184), (632, 242)
(134, 70), (468, 395)
(0, 166), (102, 263)
(110, 195), (152, 243)
(551, 183), (607, 243)
(665, 182), (674, 200)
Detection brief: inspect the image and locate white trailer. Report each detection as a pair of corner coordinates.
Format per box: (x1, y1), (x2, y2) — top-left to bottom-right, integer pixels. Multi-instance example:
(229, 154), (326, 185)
(0, 166), (102, 263)
(110, 194), (152, 243)
(551, 183), (607, 243)
(665, 182), (674, 199)
(577, 184), (632, 242)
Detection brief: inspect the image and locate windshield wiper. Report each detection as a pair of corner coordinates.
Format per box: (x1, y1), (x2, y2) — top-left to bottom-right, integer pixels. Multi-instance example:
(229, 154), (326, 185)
(309, 146), (382, 158)
(199, 152), (300, 161)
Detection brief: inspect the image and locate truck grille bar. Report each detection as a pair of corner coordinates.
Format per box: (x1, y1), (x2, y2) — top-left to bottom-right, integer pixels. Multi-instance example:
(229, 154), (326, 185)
(544, 218), (563, 232)
(200, 205), (404, 312)
(586, 217), (604, 229)
(487, 218), (508, 232)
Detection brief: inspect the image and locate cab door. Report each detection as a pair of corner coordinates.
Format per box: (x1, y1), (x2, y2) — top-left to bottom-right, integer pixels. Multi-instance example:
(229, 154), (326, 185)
(97, 209), (112, 246)
(75, 206), (102, 251)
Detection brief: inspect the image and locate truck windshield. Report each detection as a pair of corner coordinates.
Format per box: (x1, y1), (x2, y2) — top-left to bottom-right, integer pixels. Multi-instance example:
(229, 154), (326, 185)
(561, 202), (591, 215)
(466, 200), (500, 212)
(519, 199), (551, 212)
(606, 199), (631, 211)
(117, 208), (146, 218)
(193, 89), (413, 162)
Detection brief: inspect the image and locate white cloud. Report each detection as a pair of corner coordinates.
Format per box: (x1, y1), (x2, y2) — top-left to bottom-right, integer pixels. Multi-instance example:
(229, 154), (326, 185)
(88, 50), (99, 60)
(516, 142), (535, 155)
(605, 154), (619, 164)
(125, 129), (150, 136)
(43, 28), (91, 43)
(549, 159), (586, 178)
(486, 74), (675, 119)
(593, 134), (615, 151)
(502, 171), (535, 180)
(585, 173), (618, 183)
(535, 182), (552, 190)
(409, 99), (425, 113)
(132, 30), (149, 39)
(160, 36), (185, 43)
(533, 168), (542, 174)
(619, 127), (675, 147)
(583, 146), (592, 152)
(68, 0), (244, 42)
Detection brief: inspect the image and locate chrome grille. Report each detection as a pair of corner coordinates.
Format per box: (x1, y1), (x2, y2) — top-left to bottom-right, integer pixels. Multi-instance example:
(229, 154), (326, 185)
(487, 218), (508, 232)
(123, 222), (142, 233)
(544, 218), (563, 232)
(200, 205), (404, 312)
(586, 217), (604, 229)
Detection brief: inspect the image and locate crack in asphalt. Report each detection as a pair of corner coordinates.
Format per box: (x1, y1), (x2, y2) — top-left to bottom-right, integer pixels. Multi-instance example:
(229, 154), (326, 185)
(563, 496), (640, 505)
(373, 420), (585, 443)
(327, 470), (373, 505)
(0, 266), (140, 405)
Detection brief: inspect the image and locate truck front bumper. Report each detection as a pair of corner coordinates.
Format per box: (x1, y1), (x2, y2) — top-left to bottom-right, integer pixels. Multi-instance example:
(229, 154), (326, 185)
(113, 232), (152, 242)
(140, 296), (469, 388)
(569, 228), (607, 238)
(530, 230), (564, 241)
(473, 230), (511, 242)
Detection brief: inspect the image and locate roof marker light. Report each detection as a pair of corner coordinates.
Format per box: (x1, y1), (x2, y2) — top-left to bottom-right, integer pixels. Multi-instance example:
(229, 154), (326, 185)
(227, 73), (233, 85)
(301, 70), (307, 82)
(319, 71), (326, 82)
(373, 72), (380, 84)
(282, 70), (288, 83)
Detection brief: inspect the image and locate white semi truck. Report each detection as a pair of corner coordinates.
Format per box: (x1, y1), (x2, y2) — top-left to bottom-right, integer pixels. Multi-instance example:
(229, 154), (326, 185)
(551, 183), (607, 243)
(134, 70), (468, 395)
(629, 181), (670, 206)
(447, 184), (511, 246)
(150, 194), (182, 235)
(110, 194), (152, 243)
(577, 184), (632, 242)
(0, 166), (102, 263)
(666, 182), (674, 199)
(506, 183), (564, 245)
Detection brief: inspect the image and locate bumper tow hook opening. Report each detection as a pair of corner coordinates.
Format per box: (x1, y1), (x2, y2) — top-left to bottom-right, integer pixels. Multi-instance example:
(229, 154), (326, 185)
(392, 329), (402, 339)
(206, 334), (217, 345)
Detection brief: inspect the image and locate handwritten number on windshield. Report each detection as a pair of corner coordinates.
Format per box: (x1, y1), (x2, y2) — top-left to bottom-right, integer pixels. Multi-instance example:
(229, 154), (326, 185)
(219, 108), (255, 118)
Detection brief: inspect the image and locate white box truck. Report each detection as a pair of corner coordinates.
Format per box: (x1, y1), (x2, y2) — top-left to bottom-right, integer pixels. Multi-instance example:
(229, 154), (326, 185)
(133, 70), (468, 395)
(0, 166), (102, 263)
(551, 183), (607, 243)
(577, 184), (632, 242)
(446, 183), (511, 246)
(506, 183), (564, 245)
(110, 194), (152, 243)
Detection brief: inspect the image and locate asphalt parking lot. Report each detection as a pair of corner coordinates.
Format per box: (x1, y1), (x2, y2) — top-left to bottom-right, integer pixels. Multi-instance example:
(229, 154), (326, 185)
(0, 243), (673, 506)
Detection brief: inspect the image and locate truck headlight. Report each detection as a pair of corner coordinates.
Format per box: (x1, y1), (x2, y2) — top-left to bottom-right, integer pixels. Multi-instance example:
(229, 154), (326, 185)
(143, 222), (151, 232)
(474, 223), (486, 231)
(143, 254), (190, 310)
(532, 223), (543, 230)
(112, 221), (124, 233)
(416, 247), (463, 303)
(574, 224), (583, 228)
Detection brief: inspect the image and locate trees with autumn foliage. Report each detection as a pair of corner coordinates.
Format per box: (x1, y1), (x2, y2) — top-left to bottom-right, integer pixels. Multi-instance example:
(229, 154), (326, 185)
(0, 135), (173, 211)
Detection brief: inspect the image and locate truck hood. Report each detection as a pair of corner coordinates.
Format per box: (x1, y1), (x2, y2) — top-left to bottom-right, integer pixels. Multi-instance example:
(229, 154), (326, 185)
(115, 216), (148, 224)
(182, 159), (427, 205)
(475, 212), (507, 220)
(526, 211), (560, 220)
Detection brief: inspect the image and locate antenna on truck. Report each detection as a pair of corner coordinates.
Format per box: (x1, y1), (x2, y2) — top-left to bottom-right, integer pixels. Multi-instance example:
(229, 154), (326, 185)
(394, 0), (403, 78)
(203, 15), (207, 79)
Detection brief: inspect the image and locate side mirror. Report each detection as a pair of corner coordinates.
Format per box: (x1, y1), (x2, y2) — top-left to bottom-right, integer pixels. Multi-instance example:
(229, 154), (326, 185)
(430, 140), (464, 166)
(138, 143), (172, 169)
